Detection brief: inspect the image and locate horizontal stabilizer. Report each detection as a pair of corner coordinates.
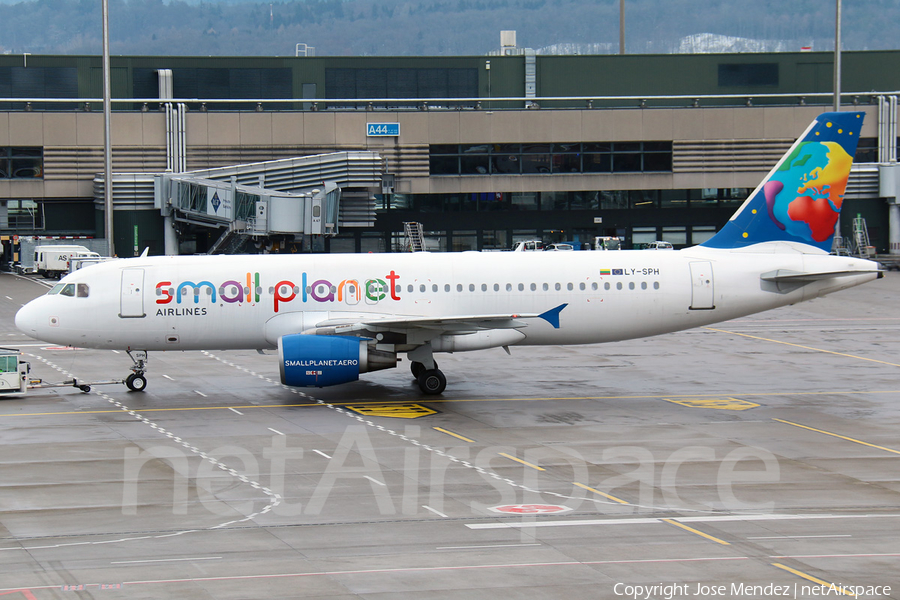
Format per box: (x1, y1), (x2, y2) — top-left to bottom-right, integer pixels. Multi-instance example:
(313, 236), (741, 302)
(760, 268), (881, 283)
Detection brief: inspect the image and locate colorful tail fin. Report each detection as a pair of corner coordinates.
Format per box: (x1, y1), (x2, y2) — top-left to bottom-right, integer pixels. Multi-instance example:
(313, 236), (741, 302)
(702, 111), (864, 251)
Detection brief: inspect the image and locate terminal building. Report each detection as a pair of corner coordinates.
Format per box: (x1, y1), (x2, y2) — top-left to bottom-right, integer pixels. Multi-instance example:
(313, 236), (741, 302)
(1, 50), (900, 262)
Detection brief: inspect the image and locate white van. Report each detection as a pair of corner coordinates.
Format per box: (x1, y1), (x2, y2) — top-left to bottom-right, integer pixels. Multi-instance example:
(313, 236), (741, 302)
(645, 240), (674, 250)
(513, 240), (544, 252)
(33, 245), (100, 279)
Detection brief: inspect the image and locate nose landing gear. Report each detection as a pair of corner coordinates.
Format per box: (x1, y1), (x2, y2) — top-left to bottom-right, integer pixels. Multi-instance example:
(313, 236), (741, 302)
(126, 350), (148, 392)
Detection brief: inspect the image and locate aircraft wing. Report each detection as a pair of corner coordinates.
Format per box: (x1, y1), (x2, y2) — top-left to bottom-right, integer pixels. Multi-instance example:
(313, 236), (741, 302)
(312, 303), (568, 337)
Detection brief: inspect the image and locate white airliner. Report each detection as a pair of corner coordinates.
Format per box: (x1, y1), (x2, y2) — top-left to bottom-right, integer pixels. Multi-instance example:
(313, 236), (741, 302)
(15, 111), (882, 395)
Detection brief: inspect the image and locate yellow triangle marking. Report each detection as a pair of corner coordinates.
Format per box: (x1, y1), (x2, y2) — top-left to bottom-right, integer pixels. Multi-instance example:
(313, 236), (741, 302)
(665, 397), (760, 411)
(345, 404), (438, 419)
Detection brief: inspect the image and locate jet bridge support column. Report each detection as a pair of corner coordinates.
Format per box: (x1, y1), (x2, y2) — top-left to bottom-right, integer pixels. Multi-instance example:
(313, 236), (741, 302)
(879, 163), (900, 254)
(164, 215), (179, 256)
(888, 199), (900, 254)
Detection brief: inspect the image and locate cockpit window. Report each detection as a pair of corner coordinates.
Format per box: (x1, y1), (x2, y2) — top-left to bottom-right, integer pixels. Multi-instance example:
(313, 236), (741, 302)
(76, 283), (89, 298)
(48, 284), (64, 295)
(59, 284), (75, 297)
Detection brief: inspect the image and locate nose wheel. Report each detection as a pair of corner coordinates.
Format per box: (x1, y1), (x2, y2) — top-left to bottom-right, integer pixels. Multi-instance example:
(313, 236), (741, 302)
(125, 373), (147, 392)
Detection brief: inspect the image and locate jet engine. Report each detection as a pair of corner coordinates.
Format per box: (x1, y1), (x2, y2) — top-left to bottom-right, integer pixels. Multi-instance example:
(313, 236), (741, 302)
(278, 334), (397, 387)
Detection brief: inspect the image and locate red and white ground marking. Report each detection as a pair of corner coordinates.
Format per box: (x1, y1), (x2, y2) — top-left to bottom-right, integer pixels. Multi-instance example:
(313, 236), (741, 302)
(489, 504), (572, 515)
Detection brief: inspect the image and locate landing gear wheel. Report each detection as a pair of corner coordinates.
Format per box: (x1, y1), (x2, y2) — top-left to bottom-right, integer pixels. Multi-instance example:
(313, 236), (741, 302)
(79, 385), (91, 393)
(125, 373), (147, 392)
(417, 369), (446, 395)
(410, 360), (438, 379)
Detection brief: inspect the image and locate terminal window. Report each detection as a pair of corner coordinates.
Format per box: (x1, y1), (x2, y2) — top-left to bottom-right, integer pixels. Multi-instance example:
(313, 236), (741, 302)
(855, 138), (877, 163)
(133, 68), (293, 109)
(430, 142), (672, 176)
(0, 147), (43, 179)
(326, 68), (478, 100)
(718, 63), (779, 87)
(0, 66), (78, 101)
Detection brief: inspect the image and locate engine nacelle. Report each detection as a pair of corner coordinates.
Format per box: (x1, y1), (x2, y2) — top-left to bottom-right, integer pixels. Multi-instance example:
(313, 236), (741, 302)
(278, 334), (396, 388)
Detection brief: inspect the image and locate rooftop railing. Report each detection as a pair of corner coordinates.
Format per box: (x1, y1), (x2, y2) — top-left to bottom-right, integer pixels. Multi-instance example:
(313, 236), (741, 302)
(0, 92), (897, 112)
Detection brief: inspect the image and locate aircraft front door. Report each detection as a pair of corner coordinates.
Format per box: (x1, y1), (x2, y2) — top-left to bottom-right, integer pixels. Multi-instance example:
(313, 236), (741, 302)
(689, 261), (715, 310)
(120, 268), (146, 318)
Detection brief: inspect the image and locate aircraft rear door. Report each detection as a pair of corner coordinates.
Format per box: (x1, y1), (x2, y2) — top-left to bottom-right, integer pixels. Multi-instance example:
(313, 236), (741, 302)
(120, 268), (146, 318)
(689, 261), (715, 310)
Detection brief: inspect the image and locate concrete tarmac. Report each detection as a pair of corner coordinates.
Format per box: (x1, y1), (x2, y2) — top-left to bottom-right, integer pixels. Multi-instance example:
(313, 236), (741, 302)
(1, 270), (899, 599)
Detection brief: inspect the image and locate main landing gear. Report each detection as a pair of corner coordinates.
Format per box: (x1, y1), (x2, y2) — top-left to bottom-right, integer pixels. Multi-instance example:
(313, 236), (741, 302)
(125, 350), (148, 392)
(409, 358), (446, 395)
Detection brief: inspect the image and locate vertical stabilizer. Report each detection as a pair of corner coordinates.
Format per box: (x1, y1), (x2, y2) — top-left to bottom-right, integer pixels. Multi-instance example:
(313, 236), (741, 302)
(702, 111), (864, 251)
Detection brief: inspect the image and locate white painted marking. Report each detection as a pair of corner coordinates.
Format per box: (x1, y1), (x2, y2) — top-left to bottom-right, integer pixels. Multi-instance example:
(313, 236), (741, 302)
(111, 349), (120, 354)
(111, 556), (222, 565)
(4, 296), (12, 300)
(466, 513), (900, 530)
(268, 427), (284, 436)
(162, 374), (174, 380)
(313, 449), (331, 459)
(364, 475), (386, 486)
(228, 407), (243, 415)
(437, 543), (540, 550)
(423, 505), (448, 518)
(194, 390), (207, 397)
(748, 534), (852, 540)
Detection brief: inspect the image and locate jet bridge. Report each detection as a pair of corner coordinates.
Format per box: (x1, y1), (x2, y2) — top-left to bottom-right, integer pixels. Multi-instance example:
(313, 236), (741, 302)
(153, 151), (386, 254)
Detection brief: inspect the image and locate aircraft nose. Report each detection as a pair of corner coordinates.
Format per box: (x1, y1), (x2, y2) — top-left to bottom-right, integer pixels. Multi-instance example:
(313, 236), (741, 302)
(15, 300), (41, 337)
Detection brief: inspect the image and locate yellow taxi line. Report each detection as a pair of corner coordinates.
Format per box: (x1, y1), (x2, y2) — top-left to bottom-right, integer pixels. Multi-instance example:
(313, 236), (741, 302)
(773, 418), (900, 456)
(498, 452), (545, 471)
(433, 427), (475, 443)
(5, 390), (900, 418)
(770, 563), (856, 596)
(661, 518), (730, 546)
(573, 482), (630, 505)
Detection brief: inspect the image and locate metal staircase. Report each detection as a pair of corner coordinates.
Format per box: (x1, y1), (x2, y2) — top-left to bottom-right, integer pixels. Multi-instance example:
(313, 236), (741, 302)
(208, 221), (251, 255)
(851, 215), (875, 258)
(403, 222), (426, 252)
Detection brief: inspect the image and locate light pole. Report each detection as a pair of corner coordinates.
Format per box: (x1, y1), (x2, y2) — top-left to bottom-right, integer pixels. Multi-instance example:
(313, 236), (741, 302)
(833, 0), (841, 112)
(833, 0), (843, 247)
(102, 0), (114, 257)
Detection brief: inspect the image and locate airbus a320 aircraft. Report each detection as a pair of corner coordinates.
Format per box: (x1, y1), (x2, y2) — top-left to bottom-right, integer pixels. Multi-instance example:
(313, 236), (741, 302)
(16, 111), (882, 395)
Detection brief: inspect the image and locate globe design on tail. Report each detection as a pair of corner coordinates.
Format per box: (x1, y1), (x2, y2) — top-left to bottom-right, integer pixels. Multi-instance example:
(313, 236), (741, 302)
(764, 140), (853, 244)
(701, 112), (863, 252)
